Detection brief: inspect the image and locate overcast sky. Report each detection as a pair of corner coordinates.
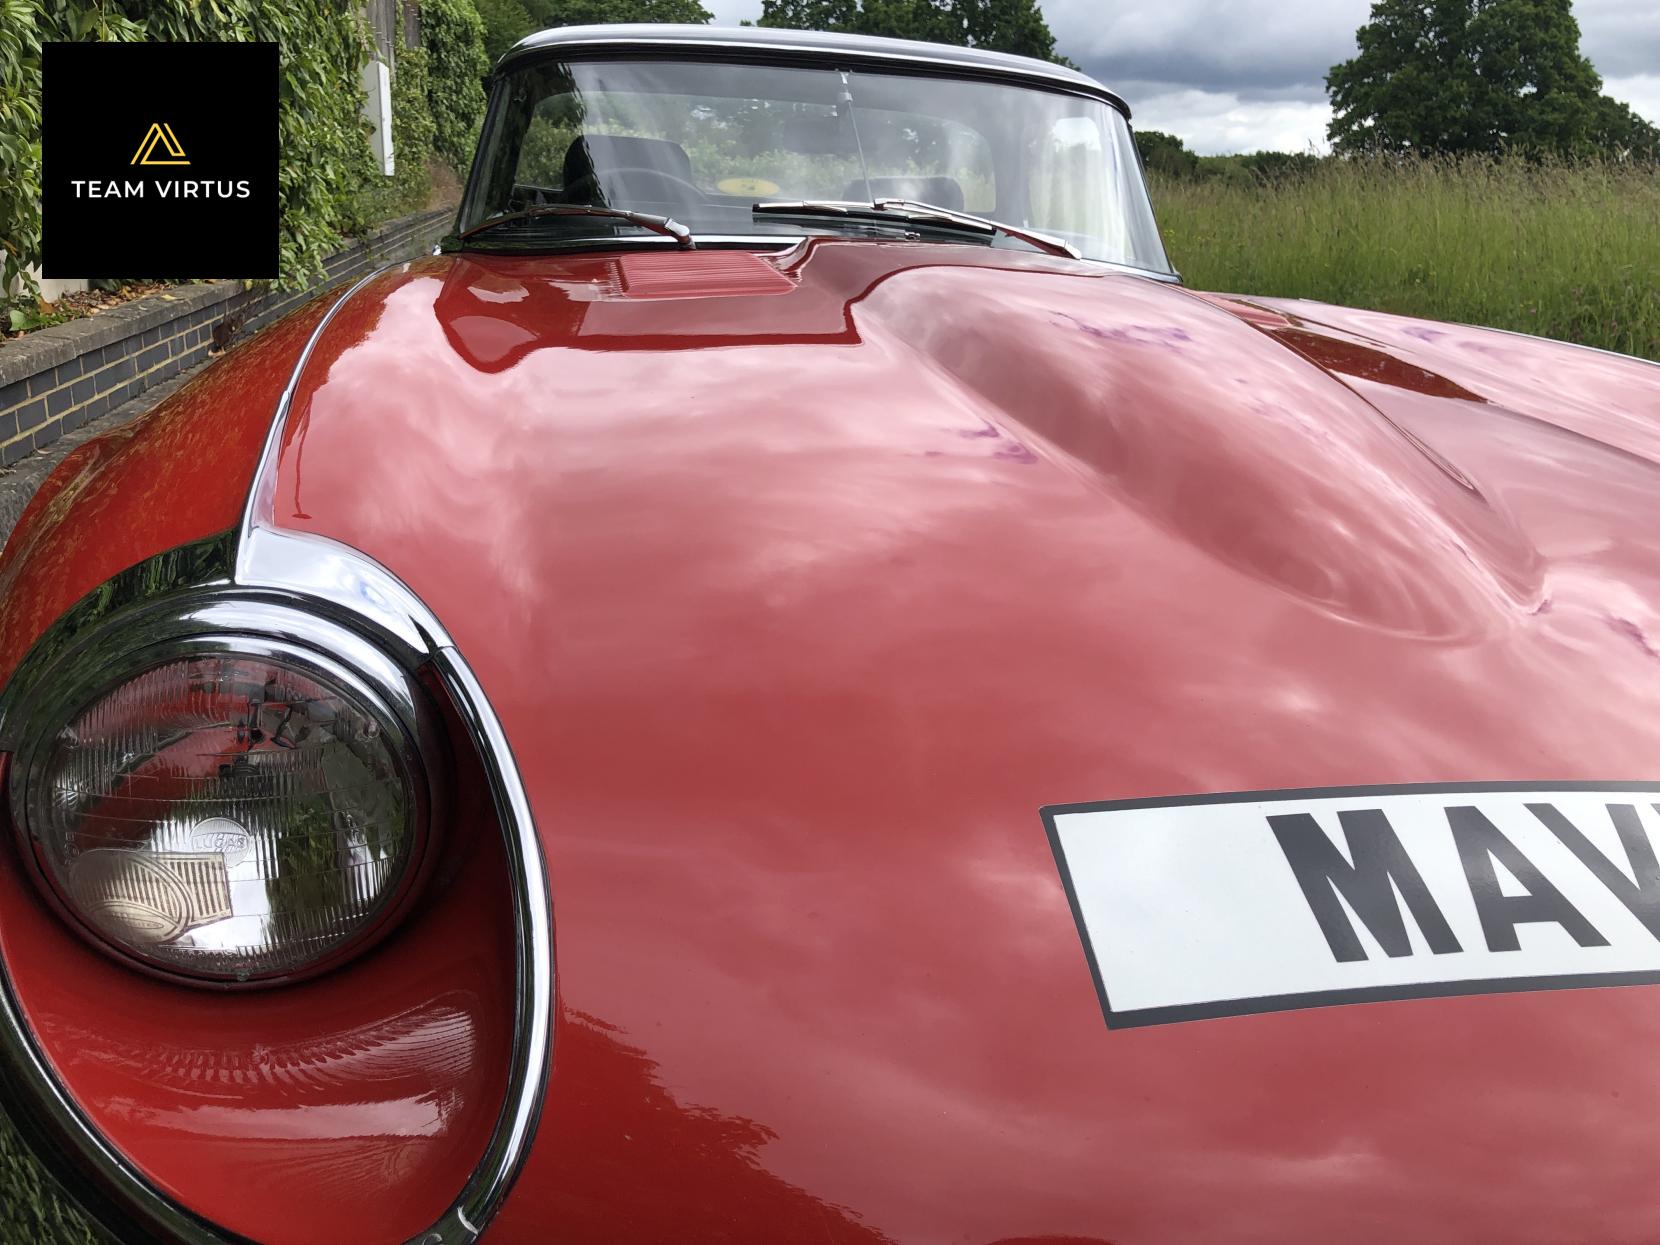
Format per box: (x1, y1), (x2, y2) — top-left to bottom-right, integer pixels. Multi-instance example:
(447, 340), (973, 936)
(700, 0), (1660, 154)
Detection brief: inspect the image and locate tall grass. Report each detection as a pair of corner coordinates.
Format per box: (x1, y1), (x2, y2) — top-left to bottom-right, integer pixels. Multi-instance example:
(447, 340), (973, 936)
(1150, 156), (1660, 362)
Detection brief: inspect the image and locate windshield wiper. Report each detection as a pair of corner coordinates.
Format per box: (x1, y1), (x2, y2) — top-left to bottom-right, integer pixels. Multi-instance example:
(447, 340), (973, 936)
(455, 204), (695, 248)
(753, 199), (1080, 260)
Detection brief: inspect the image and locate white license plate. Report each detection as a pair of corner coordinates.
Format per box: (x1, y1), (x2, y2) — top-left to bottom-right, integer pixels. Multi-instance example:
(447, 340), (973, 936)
(1044, 783), (1660, 1027)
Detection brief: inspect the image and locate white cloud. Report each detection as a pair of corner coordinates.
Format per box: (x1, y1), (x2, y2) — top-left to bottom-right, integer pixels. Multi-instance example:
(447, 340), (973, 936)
(1048, 0), (1369, 95)
(1604, 74), (1660, 126)
(1130, 88), (1333, 156)
(704, 0), (758, 22)
(698, 0), (1656, 153)
(1055, 0), (1659, 151)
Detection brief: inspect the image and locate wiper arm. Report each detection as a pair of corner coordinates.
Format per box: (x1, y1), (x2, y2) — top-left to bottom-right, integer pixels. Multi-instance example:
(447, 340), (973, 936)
(875, 199), (1082, 260)
(753, 199), (1079, 260)
(454, 204), (695, 248)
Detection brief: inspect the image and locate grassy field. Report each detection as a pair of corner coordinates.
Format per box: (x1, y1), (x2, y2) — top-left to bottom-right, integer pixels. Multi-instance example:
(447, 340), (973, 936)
(1150, 157), (1660, 363)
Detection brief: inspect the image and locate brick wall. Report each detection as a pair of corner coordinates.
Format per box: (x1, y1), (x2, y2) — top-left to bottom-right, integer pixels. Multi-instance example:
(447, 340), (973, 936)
(0, 206), (452, 468)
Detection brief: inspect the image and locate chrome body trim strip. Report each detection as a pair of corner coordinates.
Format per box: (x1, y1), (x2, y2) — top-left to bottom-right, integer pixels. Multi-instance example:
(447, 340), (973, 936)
(236, 529), (554, 1245)
(234, 248), (551, 1245)
(417, 650), (552, 1245)
(496, 23), (1130, 115)
(1463, 320), (1660, 370)
(236, 526), (455, 656)
(239, 264), (399, 544)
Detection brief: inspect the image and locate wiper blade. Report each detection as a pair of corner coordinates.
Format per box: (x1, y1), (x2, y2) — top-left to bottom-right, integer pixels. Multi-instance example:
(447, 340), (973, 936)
(753, 199), (1079, 260)
(455, 204), (695, 248)
(875, 200), (1081, 259)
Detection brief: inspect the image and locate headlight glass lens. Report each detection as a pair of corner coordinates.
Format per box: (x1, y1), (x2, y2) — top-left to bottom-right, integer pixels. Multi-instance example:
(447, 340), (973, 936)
(14, 649), (425, 983)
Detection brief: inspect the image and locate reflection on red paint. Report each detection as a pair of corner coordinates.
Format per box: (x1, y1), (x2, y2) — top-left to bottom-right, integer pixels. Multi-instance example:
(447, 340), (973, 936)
(0, 286), (517, 1243)
(257, 241), (1660, 1242)
(7, 232), (1660, 1243)
(490, 1011), (894, 1243)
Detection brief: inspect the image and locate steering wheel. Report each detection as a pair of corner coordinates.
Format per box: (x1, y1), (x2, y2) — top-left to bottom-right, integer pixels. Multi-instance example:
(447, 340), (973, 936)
(566, 167), (707, 206)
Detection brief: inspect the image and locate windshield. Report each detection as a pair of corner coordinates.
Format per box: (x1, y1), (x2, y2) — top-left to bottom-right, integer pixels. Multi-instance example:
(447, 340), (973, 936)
(460, 57), (1171, 273)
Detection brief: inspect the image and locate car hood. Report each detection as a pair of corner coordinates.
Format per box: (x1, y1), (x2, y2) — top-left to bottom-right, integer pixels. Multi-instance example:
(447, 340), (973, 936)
(267, 241), (1660, 1243)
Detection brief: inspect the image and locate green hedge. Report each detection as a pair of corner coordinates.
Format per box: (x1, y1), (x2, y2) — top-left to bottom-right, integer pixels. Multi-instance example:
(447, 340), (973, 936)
(360, 46), (437, 223)
(1, 0), (382, 300)
(0, 1110), (100, 1245)
(423, 0), (489, 176)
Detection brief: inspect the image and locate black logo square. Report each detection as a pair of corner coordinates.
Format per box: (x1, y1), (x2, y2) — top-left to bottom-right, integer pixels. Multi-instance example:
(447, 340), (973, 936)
(42, 42), (279, 279)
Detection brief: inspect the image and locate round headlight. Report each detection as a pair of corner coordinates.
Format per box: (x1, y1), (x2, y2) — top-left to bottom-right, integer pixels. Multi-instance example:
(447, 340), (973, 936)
(8, 639), (436, 985)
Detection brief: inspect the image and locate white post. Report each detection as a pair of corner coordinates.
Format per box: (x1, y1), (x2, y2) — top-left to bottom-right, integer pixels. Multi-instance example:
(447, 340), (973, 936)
(361, 58), (395, 177)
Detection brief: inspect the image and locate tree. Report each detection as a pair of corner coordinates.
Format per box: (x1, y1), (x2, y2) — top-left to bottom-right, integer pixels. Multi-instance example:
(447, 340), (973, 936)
(1240, 149), (1321, 182)
(1327, 0), (1659, 157)
(473, 0), (710, 77)
(475, 0), (536, 65)
(520, 0), (712, 27)
(1591, 94), (1660, 160)
(1134, 129), (1200, 178)
(423, 0), (491, 172)
(757, 0), (1067, 66)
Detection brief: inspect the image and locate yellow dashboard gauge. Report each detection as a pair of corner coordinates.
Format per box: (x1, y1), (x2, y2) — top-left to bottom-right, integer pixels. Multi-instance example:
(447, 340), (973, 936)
(717, 176), (782, 197)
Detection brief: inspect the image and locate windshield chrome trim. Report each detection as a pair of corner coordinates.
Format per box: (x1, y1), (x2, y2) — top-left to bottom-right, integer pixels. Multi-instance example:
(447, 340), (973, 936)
(463, 50), (1172, 274)
(496, 25), (1130, 117)
(443, 231), (808, 255)
(438, 230), (1183, 282)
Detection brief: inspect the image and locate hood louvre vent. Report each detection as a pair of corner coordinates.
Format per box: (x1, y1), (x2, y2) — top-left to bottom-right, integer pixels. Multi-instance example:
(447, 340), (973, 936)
(615, 250), (795, 300)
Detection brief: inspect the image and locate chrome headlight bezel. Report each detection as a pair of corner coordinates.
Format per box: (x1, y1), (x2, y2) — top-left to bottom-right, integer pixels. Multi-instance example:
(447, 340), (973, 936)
(0, 593), (446, 989)
(0, 521), (549, 1245)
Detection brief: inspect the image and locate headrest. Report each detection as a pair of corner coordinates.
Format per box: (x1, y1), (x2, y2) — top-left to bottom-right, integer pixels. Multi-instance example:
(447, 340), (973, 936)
(563, 135), (695, 189)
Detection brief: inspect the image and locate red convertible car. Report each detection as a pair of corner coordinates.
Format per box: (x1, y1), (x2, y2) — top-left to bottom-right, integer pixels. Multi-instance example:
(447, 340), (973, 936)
(6, 22), (1660, 1245)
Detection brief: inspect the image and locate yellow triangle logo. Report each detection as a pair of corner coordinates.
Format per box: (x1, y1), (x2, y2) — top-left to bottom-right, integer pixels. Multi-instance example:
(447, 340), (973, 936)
(131, 122), (188, 166)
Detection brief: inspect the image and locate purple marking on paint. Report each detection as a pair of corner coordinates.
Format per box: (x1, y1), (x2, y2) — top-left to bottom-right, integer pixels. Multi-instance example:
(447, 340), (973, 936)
(943, 419), (1037, 462)
(1609, 616), (1660, 659)
(1054, 312), (1192, 348)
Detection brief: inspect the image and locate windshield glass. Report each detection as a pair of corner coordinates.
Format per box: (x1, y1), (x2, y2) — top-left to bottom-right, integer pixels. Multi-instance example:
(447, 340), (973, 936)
(460, 57), (1171, 272)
